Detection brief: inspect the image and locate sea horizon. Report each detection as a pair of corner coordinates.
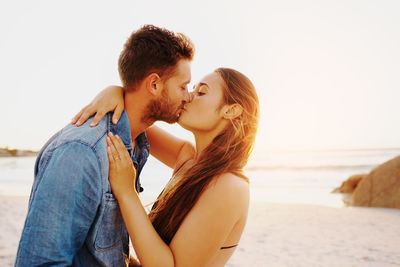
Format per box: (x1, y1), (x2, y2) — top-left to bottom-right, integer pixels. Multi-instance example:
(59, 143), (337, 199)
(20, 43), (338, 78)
(1, 148), (399, 208)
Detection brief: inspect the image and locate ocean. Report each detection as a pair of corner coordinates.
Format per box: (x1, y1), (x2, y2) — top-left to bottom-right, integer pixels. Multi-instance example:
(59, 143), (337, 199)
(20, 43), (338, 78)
(1, 148), (399, 208)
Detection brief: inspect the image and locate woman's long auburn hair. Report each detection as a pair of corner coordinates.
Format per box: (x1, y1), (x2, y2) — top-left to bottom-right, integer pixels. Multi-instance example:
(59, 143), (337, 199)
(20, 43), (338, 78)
(149, 68), (260, 245)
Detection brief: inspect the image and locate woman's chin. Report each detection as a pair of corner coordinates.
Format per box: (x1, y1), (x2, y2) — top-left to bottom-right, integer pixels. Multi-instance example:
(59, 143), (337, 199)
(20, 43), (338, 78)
(177, 119), (188, 129)
(177, 118), (193, 132)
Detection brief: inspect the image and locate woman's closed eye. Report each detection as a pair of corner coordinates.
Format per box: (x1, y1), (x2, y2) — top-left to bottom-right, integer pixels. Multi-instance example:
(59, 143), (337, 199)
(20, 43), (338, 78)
(192, 83), (208, 96)
(196, 86), (208, 96)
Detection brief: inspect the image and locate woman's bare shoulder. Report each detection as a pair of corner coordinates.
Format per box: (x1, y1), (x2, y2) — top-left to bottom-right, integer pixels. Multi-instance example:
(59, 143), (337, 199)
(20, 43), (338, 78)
(201, 172), (250, 210)
(213, 172), (249, 192)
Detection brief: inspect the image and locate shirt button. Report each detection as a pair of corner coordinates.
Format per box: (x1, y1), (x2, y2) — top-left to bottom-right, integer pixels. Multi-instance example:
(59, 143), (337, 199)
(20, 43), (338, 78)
(139, 186), (144, 192)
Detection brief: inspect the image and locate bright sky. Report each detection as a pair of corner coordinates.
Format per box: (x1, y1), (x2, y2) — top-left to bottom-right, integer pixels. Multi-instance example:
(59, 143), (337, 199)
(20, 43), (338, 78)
(1, 0), (399, 151)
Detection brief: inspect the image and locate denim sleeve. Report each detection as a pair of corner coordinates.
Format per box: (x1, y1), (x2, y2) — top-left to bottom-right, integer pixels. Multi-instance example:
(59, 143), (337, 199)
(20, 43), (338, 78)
(15, 142), (103, 266)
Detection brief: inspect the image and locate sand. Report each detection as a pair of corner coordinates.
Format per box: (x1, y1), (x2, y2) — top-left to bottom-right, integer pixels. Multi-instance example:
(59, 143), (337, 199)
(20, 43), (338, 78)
(0, 196), (29, 267)
(1, 196), (400, 267)
(228, 202), (400, 267)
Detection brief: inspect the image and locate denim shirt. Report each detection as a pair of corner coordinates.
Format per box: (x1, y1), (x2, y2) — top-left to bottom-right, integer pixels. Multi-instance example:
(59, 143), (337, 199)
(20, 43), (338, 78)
(15, 110), (149, 267)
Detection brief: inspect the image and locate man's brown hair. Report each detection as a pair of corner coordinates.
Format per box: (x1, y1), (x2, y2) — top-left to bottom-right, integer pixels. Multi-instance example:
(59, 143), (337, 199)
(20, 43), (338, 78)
(118, 25), (194, 91)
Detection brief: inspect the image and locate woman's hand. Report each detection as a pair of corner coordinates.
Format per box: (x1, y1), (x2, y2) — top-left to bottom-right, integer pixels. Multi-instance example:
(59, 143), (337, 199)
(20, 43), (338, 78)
(106, 132), (137, 199)
(72, 86), (124, 127)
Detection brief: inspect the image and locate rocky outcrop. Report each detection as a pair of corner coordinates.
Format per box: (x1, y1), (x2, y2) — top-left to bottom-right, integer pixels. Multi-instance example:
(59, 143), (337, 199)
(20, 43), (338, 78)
(0, 148), (38, 157)
(333, 156), (400, 209)
(332, 174), (365, 194)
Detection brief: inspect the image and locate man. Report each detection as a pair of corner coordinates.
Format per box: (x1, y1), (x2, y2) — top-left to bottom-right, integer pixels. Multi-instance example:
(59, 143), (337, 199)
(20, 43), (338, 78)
(15, 25), (194, 266)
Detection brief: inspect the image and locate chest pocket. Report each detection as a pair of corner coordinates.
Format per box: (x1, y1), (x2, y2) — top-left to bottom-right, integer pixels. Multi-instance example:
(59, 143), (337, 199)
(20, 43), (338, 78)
(94, 193), (124, 250)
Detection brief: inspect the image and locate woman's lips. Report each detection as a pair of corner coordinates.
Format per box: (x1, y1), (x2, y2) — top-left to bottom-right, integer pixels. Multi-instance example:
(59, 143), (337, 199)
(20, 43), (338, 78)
(177, 106), (187, 117)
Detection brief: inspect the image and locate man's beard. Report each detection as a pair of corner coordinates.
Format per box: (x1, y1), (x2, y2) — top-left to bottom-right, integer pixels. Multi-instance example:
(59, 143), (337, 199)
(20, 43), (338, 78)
(142, 88), (183, 124)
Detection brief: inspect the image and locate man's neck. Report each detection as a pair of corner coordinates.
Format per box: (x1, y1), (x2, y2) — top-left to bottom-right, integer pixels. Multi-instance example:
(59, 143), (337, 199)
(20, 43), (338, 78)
(124, 90), (155, 141)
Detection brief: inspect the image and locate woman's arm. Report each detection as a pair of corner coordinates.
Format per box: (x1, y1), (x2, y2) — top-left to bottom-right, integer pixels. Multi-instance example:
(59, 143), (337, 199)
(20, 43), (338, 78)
(72, 86), (195, 169)
(71, 86), (124, 127)
(107, 133), (249, 267)
(107, 132), (175, 267)
(146, 125), (195, 169)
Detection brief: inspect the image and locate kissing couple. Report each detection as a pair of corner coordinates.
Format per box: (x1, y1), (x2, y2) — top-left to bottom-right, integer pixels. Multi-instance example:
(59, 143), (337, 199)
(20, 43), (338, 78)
(15, 25), (259, 267)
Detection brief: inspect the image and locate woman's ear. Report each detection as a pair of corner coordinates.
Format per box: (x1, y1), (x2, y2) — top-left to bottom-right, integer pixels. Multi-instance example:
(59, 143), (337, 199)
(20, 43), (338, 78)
(222, 103), (243, 120)
(145, 73), (163, 96)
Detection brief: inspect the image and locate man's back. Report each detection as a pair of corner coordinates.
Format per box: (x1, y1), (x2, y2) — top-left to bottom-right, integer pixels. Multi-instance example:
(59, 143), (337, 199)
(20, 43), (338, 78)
(15, 111), (149, 266)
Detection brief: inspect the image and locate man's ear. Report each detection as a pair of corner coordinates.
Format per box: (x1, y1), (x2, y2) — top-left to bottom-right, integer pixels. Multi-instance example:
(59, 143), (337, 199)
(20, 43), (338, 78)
(222, 103), (243, 120)
(145, 73), (163, 96)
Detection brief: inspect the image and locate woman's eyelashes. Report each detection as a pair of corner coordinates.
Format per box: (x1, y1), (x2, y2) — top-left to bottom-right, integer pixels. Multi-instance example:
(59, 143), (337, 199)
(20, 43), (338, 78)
(192, 84), (207, 96)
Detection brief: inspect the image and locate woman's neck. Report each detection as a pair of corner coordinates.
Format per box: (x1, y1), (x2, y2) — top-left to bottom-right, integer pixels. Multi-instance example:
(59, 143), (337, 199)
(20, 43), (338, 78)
(192, 121), (228, 159)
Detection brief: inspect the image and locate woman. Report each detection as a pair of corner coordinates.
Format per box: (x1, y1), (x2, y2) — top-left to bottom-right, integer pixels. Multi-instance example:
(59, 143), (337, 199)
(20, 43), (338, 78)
(73, 68), (259, 266)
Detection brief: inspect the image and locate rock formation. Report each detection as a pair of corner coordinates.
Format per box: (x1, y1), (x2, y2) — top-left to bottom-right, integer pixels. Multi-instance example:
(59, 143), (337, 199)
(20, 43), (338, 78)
(333, 156), (400, 209)
(332, 174), (365, 194)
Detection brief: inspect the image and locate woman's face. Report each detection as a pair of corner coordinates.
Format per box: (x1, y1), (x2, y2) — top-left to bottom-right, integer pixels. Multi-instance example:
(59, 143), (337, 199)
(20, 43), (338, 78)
(178, 72), (226, 132)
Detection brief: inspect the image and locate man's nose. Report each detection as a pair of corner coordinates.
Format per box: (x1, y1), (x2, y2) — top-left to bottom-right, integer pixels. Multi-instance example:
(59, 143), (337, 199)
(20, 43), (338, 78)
(188, 91), (194, 102)
(183, 90), (192, 103)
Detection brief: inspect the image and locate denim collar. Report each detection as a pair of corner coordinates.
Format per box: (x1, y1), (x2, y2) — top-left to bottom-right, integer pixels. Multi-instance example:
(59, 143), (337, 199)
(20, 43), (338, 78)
(108, 110), (150, 157)
(107, 110), (149, 193)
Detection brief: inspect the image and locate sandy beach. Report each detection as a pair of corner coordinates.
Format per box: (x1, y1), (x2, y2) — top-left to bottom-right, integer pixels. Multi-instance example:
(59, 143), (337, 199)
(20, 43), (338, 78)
(0, 196), (29, 267)
(1, 196), (399, 267)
